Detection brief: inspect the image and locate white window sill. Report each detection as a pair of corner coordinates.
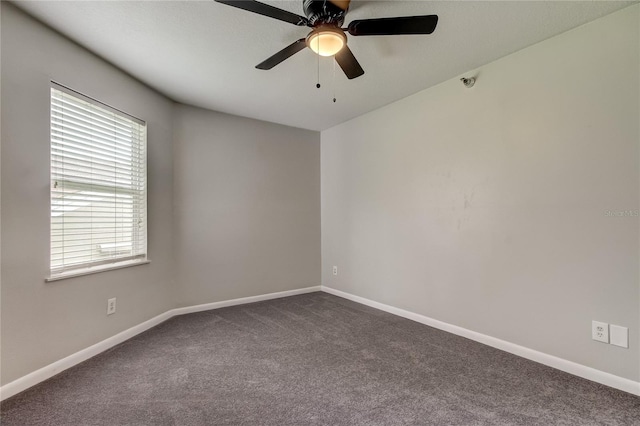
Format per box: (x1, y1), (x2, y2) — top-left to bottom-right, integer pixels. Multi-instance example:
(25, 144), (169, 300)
(46, 259), (150, 282)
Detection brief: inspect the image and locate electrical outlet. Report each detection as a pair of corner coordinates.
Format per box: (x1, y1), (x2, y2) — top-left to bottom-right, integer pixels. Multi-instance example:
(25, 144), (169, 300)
(107, 298), (117, 315)
(610, 325), (629, 348)
(332, 266), (338, 276)
(592, 320), (609, 343)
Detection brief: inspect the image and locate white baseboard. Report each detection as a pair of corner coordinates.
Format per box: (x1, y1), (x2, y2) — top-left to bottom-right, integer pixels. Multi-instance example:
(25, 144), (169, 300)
(0, 310), (174, 401)
(3, 285), (636, 400)
(321, 285), (640, 396)
(172, 286), (322, 316)
(0, 286), (321, 401)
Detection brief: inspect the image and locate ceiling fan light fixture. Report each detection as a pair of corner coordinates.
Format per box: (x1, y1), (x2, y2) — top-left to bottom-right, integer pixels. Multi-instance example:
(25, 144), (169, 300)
(307, 27), (346, 56)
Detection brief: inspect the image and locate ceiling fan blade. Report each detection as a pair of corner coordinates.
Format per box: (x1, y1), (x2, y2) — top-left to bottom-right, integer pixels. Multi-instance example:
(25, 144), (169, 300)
(328, 0), (351, 11)
(347, 15), (438, 36)
(256, 39), (307, 70)
(215, 0), (309, 26)
(334, 45), (364, 79)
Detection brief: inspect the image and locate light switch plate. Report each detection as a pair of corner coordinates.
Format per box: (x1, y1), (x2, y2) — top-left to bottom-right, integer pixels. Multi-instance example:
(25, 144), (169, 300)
(610, 325), (628, 348)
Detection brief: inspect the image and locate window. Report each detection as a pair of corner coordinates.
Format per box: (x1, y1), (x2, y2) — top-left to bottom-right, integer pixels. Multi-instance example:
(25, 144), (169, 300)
(49, 83), (147, 278)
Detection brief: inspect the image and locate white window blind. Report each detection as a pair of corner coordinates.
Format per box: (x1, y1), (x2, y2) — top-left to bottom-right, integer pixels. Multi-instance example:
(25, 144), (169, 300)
(50, 84), (147, 276)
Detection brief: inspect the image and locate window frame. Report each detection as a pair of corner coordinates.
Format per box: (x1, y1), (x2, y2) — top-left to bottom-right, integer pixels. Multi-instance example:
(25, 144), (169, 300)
(47, 82), (149, 281)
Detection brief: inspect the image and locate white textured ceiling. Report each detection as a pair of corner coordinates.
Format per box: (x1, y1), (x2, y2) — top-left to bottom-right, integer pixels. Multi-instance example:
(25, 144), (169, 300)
(13, 0), (636, 130)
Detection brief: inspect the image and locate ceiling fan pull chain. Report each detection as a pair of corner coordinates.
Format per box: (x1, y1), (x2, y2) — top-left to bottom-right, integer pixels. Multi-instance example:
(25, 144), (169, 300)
(316, 36), (321, 88)
(332, 58), (337, 103)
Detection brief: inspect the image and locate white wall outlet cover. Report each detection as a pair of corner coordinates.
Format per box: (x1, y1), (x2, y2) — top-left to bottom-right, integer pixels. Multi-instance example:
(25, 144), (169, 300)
(591, 320), (609, 343)
(107, 298), (117, 315)
(332, 266), (338, 276)
(610, 325), (628, 348)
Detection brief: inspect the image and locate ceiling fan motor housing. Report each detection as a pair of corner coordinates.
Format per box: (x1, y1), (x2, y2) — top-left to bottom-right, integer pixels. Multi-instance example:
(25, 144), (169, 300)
(303, 0), (347, 26)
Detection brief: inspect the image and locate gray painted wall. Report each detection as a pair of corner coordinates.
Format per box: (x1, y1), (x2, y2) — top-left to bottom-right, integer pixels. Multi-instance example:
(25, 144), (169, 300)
(173, 104), (321, 306)
(321, 5), (639, 381)
(0, 3), (177, 385)
(1, 4), (322, 386)
(2, 0), (637, 391)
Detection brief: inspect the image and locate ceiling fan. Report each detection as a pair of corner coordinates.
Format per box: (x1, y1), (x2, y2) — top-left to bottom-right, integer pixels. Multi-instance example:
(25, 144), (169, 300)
(215, 0), (438, 80)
